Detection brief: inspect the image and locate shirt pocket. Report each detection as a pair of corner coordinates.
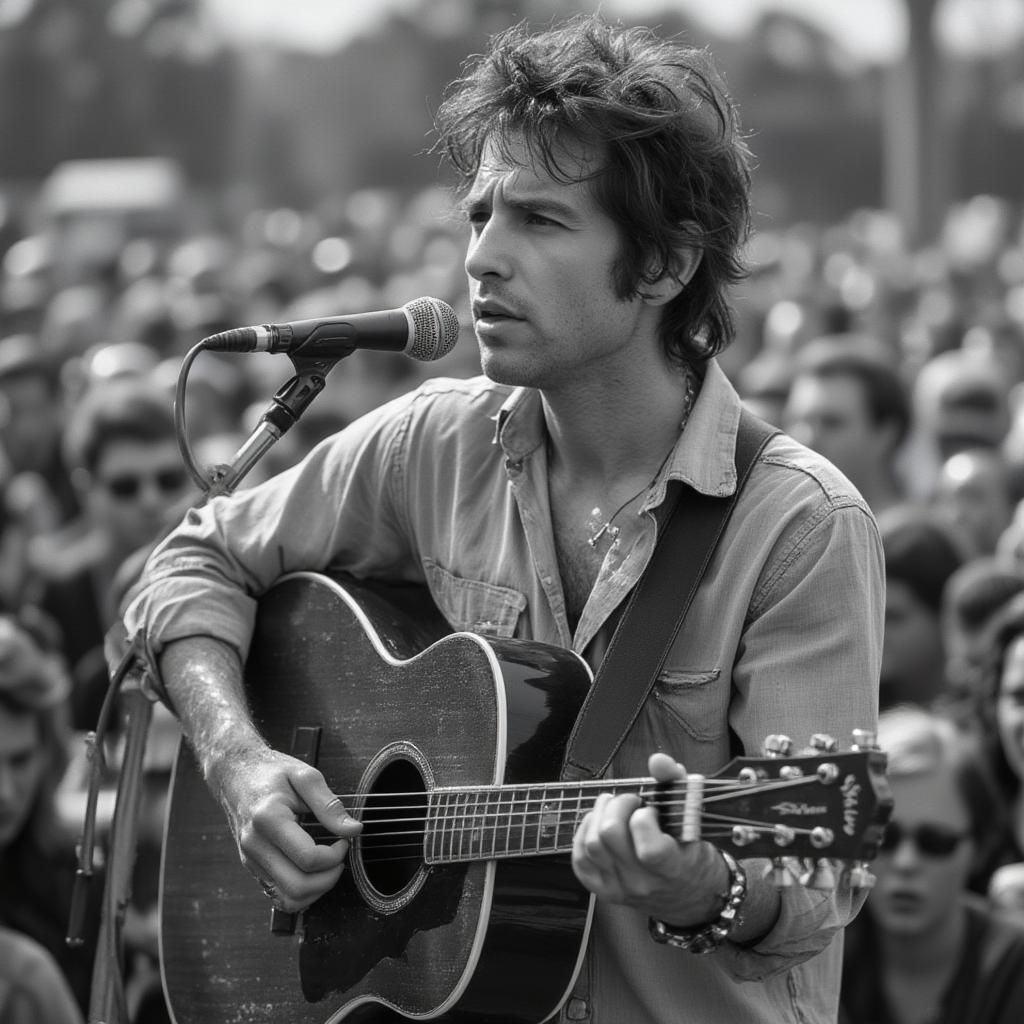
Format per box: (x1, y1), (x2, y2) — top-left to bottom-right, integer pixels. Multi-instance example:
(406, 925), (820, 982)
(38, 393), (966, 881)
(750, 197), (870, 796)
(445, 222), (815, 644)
(652, 668), (722, 743)
(423, 558), (527, 638)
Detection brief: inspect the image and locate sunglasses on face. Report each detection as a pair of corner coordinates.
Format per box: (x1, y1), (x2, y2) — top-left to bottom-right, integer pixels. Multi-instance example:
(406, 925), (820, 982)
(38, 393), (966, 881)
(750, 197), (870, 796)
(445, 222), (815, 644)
(100, 467), (189, 501)
(879, 820), (969, 858)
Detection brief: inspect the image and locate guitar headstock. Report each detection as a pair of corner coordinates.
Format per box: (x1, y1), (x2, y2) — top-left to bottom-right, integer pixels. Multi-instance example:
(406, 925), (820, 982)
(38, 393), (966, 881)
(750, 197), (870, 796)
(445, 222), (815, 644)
(679, 731), (892, 888)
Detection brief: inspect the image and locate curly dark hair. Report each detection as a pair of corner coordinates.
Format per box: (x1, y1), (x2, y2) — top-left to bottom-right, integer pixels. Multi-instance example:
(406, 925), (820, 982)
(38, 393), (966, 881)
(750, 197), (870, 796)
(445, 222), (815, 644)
(433, 13), (754, 365)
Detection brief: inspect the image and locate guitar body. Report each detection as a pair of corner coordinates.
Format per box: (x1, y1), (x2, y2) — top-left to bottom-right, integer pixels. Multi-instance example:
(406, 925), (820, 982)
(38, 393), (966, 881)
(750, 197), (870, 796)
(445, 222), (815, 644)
(160, 573), (595, 1024)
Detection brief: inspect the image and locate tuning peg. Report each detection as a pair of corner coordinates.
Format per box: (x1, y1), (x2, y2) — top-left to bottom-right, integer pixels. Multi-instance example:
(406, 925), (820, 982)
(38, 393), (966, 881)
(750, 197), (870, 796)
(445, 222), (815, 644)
(763, 734), (793, 758)
(809, 733), (837, 753)
(764, 857), (796, 888)
(800, 859), (837, 890)
(850, 729), (878, 751)
(731, 825), (760, 847)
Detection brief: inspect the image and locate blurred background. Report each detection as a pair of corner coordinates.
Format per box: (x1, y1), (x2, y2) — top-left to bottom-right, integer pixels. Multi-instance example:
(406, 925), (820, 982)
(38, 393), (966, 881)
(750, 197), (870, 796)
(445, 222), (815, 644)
(2, 0), (1024, 407)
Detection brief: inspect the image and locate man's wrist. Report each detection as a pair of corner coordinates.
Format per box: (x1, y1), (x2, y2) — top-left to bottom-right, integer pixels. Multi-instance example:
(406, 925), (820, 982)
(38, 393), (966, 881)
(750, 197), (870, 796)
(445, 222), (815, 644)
(649, 849), (747, 954)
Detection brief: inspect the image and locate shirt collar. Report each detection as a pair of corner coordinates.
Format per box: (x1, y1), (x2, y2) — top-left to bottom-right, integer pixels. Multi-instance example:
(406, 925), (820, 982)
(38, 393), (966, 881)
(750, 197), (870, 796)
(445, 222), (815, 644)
(493, 359), (743, 498)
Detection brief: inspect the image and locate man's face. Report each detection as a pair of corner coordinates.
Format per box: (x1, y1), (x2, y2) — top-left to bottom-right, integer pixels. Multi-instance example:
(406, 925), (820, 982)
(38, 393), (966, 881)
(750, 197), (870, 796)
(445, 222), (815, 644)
(935, 451), (1012, 556)
(868, 765), (974, 939)
(0, 706), (43, 848)
(784, 373), (889, 487)
(463, 134), (660, 391)
(87, 439), (193, 556)
(880, 578), (946, 709)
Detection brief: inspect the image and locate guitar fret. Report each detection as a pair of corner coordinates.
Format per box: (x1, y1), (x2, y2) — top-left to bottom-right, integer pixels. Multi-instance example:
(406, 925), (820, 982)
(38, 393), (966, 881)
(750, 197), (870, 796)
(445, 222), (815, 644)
(475, 789), (487, 860)
(518, 787), (529, 853)
(489, 789), (499, 859)
(459, 790), (472, 861)
(501, 789), (512, 856)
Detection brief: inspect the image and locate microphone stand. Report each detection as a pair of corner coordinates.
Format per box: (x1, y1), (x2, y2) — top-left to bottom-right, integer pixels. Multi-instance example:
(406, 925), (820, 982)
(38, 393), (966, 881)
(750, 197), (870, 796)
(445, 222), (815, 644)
(76, 349), (341, 1023)
(205, 354), (337, 499)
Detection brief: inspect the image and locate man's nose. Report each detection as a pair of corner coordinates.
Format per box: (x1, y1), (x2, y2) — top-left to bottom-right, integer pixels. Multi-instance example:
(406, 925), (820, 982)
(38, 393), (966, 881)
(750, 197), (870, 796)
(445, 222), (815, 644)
(465, 217), (513, 281)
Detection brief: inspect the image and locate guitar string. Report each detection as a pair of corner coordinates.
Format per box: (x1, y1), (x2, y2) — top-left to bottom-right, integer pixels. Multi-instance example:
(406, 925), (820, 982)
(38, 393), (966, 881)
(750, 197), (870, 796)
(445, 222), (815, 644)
(302, 774), (824, 817)
(307, 770), (819, 811)
(315, 823), (840, 865)
(305, 815), (825, 841)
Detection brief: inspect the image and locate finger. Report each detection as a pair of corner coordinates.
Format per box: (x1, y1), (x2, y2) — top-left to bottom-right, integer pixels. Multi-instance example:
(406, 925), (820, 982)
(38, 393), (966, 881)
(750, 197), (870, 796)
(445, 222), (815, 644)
(628, 804), (683, 872)
(578, 792), (636, 866)
(263, 859), (345, 912)
(237, 779), (347, 879)
(572, 795), (616, 874)
(648, 751), (686, 783)
(593, 792), (646, 865)
(290, 764), (363, 839)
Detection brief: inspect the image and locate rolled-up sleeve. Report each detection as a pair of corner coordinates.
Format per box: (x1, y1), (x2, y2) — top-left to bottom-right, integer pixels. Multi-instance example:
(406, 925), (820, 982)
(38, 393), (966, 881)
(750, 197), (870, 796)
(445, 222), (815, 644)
(722, 497), (884, 979)
(122, 392), (419, 661)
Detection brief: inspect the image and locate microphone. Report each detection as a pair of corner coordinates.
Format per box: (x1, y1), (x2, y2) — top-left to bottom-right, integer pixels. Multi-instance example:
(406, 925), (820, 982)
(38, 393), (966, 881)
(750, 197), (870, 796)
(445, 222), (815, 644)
(201, 296), (460, 362)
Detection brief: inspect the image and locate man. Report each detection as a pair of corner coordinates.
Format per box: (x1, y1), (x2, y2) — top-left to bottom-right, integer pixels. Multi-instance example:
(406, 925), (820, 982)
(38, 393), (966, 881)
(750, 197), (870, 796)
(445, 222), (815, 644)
(0, 334), (78, 526)
(934, 447), (1015, 558)
(0, 614), (99, 1017)
(783, 338), (910, 515)
(875, 505), (967, 712)
(28, 375), (196, 731)
(121, 15), (883, 1023)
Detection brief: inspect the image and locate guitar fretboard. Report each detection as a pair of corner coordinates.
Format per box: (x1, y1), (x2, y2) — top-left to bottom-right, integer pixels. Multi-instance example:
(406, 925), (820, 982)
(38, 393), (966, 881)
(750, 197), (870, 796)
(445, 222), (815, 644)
(424, 779), (693, 864)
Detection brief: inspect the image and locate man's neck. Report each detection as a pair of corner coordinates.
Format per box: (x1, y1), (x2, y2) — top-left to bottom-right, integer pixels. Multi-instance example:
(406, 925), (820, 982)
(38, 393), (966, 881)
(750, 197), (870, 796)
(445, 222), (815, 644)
(541, 364), (696, 487)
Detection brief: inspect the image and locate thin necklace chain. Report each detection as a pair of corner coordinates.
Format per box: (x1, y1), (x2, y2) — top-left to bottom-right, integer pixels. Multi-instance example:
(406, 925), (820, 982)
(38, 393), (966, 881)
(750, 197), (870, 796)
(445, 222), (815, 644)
(586, 368), (699, 549)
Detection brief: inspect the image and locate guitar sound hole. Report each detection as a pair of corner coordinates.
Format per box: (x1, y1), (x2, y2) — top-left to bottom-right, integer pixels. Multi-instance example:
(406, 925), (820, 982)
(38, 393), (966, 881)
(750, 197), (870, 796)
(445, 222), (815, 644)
(360, 758), (427, 898)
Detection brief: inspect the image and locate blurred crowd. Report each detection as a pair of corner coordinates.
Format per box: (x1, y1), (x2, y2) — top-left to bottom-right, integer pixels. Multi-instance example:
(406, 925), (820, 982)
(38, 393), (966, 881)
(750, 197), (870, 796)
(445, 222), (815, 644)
(4, 177), (1024, 1020)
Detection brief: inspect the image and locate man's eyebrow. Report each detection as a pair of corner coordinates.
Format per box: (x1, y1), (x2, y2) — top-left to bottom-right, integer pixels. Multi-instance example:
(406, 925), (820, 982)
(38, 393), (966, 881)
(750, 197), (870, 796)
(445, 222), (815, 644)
(458, 189), (582, 222)
(506, 193), (581, 221)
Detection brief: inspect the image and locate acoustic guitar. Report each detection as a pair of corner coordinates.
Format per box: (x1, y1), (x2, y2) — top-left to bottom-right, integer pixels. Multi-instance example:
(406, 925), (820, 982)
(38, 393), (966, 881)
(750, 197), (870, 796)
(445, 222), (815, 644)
(159, 572), (891, 1024)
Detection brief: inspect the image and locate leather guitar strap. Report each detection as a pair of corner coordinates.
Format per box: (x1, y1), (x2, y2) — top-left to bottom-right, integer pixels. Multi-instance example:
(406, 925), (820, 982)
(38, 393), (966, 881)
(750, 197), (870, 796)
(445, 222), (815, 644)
(561, 407), (779, 782)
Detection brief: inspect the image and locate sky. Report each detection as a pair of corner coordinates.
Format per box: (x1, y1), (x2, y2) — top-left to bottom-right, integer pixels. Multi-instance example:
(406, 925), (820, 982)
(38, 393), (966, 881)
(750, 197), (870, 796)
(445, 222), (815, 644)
(202, 0), (1024, 62)
(203, 0), (905, 60)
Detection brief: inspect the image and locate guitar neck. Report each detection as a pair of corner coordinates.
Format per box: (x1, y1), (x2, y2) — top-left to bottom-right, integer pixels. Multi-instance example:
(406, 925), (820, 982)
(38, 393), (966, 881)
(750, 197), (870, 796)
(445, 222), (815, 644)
(424, 778), (691, 864)
(307, 750), (889, 867)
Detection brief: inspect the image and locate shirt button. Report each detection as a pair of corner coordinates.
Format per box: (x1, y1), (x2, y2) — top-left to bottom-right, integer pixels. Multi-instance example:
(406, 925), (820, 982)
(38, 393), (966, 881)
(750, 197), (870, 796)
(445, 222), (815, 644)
(565, 998), (589, 1020)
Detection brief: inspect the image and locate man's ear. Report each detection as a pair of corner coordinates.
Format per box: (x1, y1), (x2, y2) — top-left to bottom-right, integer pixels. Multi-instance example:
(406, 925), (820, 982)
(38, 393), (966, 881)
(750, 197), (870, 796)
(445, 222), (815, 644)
(640, 228), (703, 307)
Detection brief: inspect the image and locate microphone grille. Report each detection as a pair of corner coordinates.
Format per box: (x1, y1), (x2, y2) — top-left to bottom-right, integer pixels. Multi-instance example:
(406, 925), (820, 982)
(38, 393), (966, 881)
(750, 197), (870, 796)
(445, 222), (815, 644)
(403, 297), (461, 362)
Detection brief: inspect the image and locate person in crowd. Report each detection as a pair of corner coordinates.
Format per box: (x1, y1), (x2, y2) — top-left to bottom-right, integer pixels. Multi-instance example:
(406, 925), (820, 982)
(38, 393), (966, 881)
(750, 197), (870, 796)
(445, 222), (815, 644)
(0, 927), (84, 1024)
(0, 335), (80, 609)
(988, 607), (1024, 865)
(0, 334), (78, 527)
(0, 614), (99, 1017)
(840, 705), (1024, 1024)
(941, 557), (1024, 729)
(934, 448), (1015, 558)
(26, 375), (197, 731)
(877, 504), (969, 711)
(783, 338), (910, 515)
(119, 15), (883, 1024)
(905, 347), (1011, 502)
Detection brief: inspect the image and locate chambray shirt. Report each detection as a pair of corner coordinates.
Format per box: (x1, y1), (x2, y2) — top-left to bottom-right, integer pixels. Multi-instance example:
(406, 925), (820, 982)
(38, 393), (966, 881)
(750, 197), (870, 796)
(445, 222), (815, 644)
(124, 360), (883, 1024)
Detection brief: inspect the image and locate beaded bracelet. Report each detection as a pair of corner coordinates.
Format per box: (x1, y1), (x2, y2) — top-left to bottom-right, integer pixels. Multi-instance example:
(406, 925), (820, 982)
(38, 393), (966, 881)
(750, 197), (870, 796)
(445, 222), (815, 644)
(648, 849), (747, 955)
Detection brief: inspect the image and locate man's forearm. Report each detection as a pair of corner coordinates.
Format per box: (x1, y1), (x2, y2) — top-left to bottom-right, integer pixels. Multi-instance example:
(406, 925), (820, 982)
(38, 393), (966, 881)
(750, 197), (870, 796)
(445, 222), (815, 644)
(159, 635), (270, 786)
